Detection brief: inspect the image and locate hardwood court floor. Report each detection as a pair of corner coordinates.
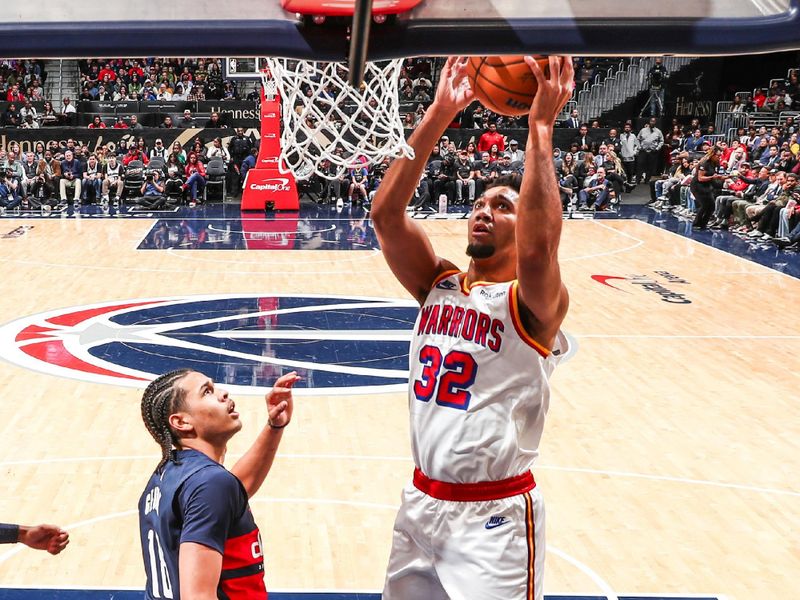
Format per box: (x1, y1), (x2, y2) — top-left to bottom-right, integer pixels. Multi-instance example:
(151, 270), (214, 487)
(0, 212), (797, 600)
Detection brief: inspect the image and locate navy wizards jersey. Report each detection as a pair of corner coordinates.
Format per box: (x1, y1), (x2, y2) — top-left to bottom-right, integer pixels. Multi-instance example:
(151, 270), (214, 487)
(138, 449), (266, 599)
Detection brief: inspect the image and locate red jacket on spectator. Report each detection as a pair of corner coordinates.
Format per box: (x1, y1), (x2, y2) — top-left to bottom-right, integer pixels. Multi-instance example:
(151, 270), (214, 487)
(477, 129), (505, 153)
(123, 149), (149, 166)
(753, 90), (767, 109)
(128, 66), (145, 79)
(88, 122), (107, 129)
(98, 67), (117, 82)
(6, 90), (25, 102)
(185, 158), (207, 179)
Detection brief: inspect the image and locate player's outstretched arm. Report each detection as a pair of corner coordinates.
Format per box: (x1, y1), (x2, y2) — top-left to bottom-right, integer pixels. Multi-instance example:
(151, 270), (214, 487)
(20, 524), (69, 555)
(516, 56), (574, 346)
(371, 57), (473, 303)
(230, 372), (299, 497)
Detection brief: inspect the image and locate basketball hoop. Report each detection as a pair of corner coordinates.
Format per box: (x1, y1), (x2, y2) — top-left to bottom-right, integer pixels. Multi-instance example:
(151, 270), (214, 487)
(259, 68), (278, 102)
(261, 57), (414, 180)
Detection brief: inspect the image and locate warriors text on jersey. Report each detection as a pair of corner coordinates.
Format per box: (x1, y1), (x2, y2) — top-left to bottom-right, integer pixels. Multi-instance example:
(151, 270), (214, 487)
(138, 449), (267, 600)
(409, 271), (569, 483)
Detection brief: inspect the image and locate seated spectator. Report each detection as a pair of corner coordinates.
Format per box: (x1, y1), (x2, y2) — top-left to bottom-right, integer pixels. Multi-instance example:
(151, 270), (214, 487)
(579, 166), (614, 210)
(6, 83), (25, 103)
(204, 111), (226, 128)
(20, 114), (38, 129)
(477, 121), (505, 153)
(163, 166), (185, 202)
(684, 129), (705, 153)
(81, 154), (102, 204)
(453, 150), (476, 205)
(123, 145), (149, 166)
(59, 150), (83, 204)
(61, 97), (77, 125)
(571, 124), (594, 154)
(88, 115), (107, 129)
(20, 151), (38, 201)
(206, 137), (230, 165)
(752, 88), (767, 110)
(178, 109), (196, 128)
(2, 104), (20, 127)
(184, 152), (207, 207)
(38, 101), (57, 127)
(222, 81), (238, 100)
(147, 139), (167, 161)
(414, 88), (432, 103)
(558, 163), (579, 209)
(0, 169), (22, 211)
(96, 85), (112, 101)
(3, 150), (24, 191)
(138, 170), (167, 208)
(159, 115), (175, 129)
(156, 82), (172, 101)
(102, 154), (124, 202)
(507, 139), (524, 162)
(408, 173), (432, 210)
(112, 116), (128, 129)
(32, 149), (60, 201)
(19, 101), (37, 122)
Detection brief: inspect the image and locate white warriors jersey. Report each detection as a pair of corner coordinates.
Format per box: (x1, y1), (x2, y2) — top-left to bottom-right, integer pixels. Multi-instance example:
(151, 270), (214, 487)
(409, 270), (569, 484)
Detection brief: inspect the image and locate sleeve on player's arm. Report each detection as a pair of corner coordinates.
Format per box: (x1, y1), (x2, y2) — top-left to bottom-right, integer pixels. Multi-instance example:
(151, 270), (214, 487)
(178, 468), (244, 554)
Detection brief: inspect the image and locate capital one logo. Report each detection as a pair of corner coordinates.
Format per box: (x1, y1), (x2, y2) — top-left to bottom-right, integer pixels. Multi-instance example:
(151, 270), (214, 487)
(0, 294), (419, 395)
(249, 178), (291, 192)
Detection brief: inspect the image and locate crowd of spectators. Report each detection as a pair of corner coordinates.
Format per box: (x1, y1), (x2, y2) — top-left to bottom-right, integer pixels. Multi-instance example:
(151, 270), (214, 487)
(78, 58), (241, 102)
(4, 53), (798, 247)
(0, 129), (257, 212)
(640, 114), (800, 249)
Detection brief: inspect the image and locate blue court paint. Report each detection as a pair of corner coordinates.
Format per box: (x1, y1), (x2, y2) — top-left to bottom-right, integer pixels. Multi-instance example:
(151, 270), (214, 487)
(0, 591), (721, 600)
(0, 294), (418, 395)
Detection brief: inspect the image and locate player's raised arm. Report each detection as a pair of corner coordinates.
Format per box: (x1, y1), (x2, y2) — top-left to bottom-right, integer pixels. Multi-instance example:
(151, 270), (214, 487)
(230, 372), (299, 497)
(370, 57), (474, 303)
(515, 56), (574, 344)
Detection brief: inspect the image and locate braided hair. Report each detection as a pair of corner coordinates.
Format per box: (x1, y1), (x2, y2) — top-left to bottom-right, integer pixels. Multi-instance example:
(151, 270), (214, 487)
(141, 369), (192, 472)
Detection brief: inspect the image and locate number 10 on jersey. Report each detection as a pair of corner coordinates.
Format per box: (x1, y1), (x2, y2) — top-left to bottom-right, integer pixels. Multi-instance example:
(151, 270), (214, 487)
(413, 345), (478, 410)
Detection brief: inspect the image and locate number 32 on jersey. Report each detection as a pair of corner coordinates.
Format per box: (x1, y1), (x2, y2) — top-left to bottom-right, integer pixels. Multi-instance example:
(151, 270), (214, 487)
(413, 345), (478, 410)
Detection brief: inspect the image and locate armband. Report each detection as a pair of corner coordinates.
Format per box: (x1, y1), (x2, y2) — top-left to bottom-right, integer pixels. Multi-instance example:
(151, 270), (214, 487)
(0, 523), (19, 544)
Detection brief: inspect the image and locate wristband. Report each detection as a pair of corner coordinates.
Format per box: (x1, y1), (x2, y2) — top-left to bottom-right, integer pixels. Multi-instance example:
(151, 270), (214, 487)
(268, 420), (288, 430)
(0, 523), (19, 544)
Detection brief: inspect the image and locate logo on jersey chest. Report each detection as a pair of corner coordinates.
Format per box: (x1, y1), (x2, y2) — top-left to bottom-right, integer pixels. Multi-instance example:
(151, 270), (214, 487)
(417, 303), (504, 353)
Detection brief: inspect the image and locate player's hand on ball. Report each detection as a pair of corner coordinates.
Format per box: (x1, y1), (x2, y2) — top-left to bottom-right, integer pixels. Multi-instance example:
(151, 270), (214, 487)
(525, 55), (574, 129)
(267, 371), (300, 428)
(433, 56), (475, 115)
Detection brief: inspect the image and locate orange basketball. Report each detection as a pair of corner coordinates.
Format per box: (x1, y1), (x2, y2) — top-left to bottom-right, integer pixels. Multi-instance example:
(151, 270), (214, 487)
(466, 55), (549, 116)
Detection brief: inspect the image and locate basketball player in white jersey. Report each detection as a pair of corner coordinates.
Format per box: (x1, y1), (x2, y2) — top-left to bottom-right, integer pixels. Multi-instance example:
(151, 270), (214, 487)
(371, 55), (574, 600)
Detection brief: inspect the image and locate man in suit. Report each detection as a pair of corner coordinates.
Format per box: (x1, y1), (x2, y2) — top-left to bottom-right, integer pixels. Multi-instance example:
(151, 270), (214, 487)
(563, 108), (581, 129)
(571, 124), (594, 154)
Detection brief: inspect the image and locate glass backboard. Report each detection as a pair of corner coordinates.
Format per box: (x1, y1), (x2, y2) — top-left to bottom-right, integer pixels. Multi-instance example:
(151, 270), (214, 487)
(2, 0), (799, 59)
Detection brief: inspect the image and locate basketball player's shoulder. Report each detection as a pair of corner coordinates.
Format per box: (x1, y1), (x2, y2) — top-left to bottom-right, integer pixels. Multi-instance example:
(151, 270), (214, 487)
(428, 259), (462, 292)
(432, 259), (461, 283)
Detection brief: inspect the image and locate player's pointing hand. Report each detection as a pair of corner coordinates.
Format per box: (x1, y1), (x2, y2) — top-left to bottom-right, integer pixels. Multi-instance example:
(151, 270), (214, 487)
(267, 371), (300, 429)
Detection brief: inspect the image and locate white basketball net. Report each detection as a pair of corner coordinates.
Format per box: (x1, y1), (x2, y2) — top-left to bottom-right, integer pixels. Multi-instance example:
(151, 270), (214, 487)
(262, 58), (414, 180)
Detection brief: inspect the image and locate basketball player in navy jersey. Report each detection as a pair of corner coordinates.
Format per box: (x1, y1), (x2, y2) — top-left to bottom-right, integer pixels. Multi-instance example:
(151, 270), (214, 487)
(372, 56), (574, 600)
(139, 369), (298, 599)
